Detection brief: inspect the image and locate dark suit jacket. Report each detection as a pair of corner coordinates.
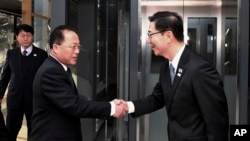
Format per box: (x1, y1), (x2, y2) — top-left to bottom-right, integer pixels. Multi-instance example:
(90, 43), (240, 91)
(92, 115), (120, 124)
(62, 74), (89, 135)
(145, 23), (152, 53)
(0, 46), (48, 109)
(131, 47), (229, 141)
(29, 56), (111, 141)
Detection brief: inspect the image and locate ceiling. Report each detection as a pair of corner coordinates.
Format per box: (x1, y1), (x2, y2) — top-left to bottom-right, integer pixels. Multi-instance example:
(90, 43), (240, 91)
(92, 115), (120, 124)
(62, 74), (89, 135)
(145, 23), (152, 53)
(0, 0), (21, 15)
(0, 0), (238, 16)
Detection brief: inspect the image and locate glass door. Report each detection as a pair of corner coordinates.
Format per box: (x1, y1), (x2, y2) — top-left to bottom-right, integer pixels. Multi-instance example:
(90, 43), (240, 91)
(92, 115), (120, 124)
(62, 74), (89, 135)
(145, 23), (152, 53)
(71, 0), (131, 140)
(0, 13), (15, 67)
(188, 18), (217, 66)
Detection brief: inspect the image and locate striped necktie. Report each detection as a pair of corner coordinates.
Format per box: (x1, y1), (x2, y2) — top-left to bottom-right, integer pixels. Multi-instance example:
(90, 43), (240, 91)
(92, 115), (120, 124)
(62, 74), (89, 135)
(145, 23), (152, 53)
(23, 50), (27, 56)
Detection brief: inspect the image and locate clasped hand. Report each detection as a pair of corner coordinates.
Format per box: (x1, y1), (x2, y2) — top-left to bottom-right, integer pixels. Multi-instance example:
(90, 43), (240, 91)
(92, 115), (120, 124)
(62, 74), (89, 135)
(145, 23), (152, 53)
(112, 99), (128, 118)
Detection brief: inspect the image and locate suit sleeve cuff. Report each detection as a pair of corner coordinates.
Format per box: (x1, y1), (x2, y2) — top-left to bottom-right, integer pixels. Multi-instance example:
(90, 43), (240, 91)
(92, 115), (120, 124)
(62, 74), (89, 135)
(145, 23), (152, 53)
(127, 101), (135, 113)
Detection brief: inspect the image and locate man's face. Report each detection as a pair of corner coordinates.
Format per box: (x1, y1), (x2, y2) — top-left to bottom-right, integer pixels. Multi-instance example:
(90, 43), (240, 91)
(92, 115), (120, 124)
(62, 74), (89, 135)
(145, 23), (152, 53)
(16, 30), (33, 49)
(147, 22), (168, 57)
(56, 30), (81, 66)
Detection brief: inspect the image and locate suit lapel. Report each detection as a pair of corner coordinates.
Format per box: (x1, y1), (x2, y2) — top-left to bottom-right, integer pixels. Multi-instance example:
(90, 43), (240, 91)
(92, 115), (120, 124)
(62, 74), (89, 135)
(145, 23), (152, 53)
(172, 61), (186, 92)
(49, 56), (78, 94)
(17, 48), (25, 74)
(166, 47), (189, 110)
(162, 62), (174, 110)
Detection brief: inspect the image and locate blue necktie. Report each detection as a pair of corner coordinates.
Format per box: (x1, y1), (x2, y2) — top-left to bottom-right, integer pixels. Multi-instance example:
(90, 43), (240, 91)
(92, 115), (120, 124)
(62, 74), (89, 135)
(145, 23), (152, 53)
(169, 63), (175, 84)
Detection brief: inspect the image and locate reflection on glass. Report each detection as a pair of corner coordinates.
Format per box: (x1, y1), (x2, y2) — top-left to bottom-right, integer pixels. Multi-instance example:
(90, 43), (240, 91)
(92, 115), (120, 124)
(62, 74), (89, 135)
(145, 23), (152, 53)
(224, 18), (237, 75)
(33, 0), (50, 17)
(33, 17), (49, 51)
(33, 0), (50, 52)
(188, 18), (217, 66)
(0, 13), (15, 68)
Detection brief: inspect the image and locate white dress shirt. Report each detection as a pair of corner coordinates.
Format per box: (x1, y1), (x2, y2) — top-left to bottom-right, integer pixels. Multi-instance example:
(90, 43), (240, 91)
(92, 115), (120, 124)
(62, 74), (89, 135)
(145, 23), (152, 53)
(127, 45), (186, 114)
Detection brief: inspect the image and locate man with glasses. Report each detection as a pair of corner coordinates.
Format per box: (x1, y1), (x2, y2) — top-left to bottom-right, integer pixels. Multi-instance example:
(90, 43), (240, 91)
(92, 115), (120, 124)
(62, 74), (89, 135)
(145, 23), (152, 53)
(0, 24), (48, 141)
(29, 25), (127, 141)
(122, 11), (229, 141)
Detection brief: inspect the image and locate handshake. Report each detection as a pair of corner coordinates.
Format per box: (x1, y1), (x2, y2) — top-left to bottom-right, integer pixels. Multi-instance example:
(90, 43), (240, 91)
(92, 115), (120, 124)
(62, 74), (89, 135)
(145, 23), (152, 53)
(111, 99), (129, 118)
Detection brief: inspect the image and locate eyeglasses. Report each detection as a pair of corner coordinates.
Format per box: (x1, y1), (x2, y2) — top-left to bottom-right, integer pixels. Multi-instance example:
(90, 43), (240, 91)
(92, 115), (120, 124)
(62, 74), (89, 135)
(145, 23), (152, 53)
(147, 30), (167, 38)
(63, 44), (83, 50)
(19, 34), (32, 38)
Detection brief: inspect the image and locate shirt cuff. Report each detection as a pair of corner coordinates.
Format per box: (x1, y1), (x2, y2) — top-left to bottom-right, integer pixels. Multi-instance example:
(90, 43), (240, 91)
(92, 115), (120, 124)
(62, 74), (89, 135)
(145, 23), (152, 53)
(127, 101), (135, 113)
(110, 102), (115, 116)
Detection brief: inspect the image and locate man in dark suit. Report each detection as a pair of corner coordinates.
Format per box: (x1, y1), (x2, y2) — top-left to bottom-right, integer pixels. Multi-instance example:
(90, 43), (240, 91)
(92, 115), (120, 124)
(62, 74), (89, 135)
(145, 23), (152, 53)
(0, 24), (48, 141)
(123, 11), (229, 141)
(29, 25), (127, 141)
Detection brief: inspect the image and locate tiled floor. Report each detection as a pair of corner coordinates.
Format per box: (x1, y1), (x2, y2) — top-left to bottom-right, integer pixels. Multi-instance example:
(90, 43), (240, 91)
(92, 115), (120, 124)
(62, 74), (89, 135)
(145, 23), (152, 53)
(17, 124), (28, 141)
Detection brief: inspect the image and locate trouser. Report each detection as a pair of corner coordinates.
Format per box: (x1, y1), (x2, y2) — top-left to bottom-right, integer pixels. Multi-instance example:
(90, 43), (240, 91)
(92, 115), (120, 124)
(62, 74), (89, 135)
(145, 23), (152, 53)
(6, 106), (32, 141)
(0, 110), (7, 141)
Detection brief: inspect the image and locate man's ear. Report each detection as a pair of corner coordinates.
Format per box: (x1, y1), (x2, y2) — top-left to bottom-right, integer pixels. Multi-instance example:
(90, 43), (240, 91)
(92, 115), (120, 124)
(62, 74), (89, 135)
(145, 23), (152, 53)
(165, 31), (173, 42)
(52, 44), (59, 53)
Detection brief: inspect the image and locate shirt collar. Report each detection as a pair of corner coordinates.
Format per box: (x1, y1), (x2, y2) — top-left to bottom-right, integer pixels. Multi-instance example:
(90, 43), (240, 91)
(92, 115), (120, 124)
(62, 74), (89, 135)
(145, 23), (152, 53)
(169, 44), (185, 72)
(50, 54), (68, 71)
(21, 45), (33, 55)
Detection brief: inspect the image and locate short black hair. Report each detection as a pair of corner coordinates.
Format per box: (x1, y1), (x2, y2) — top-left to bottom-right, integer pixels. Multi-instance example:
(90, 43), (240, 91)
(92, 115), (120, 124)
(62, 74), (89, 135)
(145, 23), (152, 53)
(15, 24), (34, 36)
(49, 25), (77, 49)
(148, 11), (184, 42)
